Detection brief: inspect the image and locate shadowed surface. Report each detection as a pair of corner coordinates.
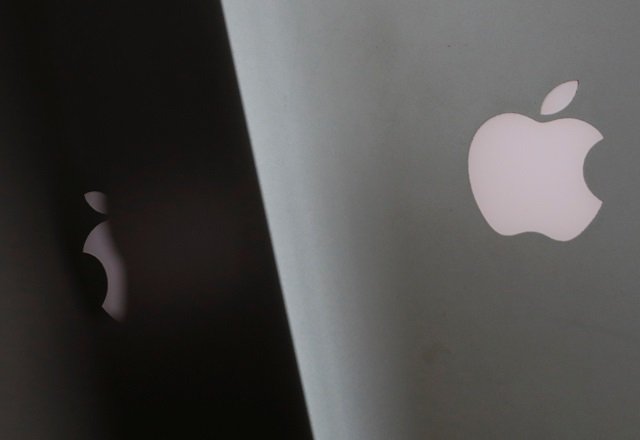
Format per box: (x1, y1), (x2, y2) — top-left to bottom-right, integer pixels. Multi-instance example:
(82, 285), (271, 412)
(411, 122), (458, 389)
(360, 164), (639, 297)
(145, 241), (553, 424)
(2, 0), (312, 438)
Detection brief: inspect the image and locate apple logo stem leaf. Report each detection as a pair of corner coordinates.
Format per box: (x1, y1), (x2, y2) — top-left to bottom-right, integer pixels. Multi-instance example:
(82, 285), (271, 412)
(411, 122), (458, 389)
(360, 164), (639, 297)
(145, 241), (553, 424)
(85, 191), (108, 214)
(540, 80), (579, 116)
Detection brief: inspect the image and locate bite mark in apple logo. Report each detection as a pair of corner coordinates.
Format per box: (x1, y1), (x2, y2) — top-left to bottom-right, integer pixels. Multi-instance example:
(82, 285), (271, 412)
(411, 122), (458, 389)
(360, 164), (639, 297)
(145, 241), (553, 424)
(468, 81), (603, 241)
(83, 191), (127, 321)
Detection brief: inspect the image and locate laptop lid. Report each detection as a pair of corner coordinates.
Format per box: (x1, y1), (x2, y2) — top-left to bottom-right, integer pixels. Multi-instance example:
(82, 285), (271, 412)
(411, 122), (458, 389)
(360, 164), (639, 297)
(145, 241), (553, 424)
(224, 1), (640, 438)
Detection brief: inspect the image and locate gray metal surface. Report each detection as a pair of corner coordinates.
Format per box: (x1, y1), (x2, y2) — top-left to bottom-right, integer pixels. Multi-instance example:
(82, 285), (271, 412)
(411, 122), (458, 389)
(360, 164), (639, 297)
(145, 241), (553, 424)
(223, 1), (640, 438)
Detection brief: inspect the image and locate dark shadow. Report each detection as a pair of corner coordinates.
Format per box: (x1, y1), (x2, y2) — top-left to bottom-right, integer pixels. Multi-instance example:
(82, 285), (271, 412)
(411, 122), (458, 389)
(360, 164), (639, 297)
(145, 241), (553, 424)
(11, 0), (313, 437)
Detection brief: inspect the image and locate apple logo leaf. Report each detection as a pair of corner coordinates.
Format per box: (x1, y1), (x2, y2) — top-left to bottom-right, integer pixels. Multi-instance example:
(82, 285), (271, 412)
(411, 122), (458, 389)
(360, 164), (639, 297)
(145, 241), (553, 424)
(540, 80), (579, 116)
(85, 191), (108, 214)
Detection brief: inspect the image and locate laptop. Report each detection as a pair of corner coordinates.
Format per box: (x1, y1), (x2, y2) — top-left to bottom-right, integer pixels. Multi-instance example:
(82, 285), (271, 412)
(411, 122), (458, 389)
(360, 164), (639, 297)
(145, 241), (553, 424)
(224, 1), (640, 438)
(2, 1), (312, 438)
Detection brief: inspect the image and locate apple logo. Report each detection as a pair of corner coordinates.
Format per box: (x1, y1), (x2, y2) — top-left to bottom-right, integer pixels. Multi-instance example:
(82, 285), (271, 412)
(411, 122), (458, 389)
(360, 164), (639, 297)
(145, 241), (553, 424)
(83, 191), (127, 321)
(468, 80), (603, 241)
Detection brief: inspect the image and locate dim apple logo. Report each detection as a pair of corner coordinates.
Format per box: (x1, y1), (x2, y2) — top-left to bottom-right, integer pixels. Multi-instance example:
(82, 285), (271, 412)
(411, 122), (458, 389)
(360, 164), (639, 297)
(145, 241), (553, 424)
(468, 81), (603, 241)
(83, 191), (127, 321)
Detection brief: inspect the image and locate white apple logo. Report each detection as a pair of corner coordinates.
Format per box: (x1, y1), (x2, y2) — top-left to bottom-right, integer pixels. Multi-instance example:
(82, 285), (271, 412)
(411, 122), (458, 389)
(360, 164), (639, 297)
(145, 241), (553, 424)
(83, 191), (127, 321)
(468, 81), (603, 241)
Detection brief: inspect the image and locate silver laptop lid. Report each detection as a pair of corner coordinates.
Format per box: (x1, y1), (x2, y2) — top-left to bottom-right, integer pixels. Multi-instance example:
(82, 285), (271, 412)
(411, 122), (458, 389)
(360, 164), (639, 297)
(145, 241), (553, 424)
(224, 2), (640, 438)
